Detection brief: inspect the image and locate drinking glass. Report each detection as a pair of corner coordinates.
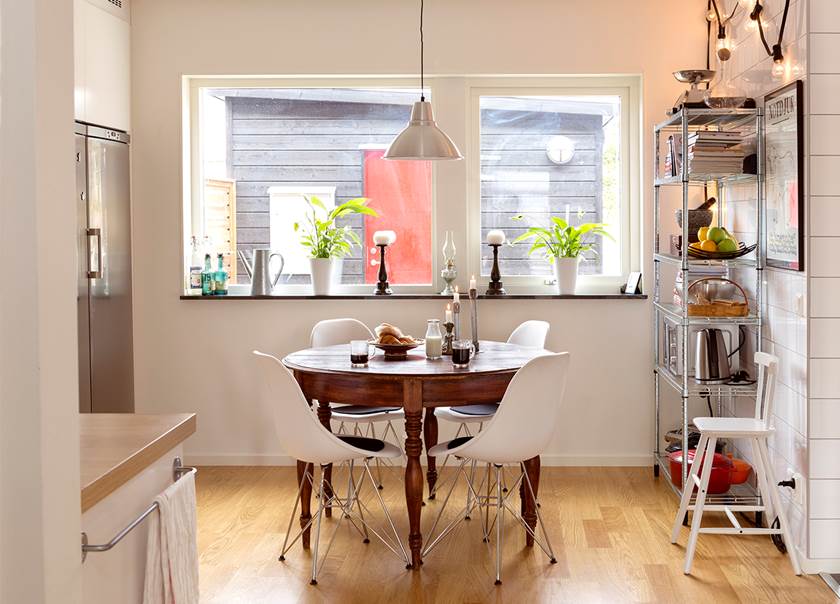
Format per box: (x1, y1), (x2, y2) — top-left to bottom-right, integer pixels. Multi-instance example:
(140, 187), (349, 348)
(350, 340), (375, 367)
(452, 340), (473, 367)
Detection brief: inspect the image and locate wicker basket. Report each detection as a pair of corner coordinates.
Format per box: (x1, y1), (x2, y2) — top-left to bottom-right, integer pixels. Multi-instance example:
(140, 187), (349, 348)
(686, 277), (749, 317)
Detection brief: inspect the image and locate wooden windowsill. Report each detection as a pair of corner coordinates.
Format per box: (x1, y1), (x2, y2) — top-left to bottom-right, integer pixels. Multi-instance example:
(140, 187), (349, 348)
(180, 293), (647, 301)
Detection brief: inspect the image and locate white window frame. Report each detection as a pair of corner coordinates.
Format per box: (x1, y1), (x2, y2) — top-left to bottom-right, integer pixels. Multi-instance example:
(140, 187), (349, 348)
(465, 76), (641, 294)
(183, 76), (440, 295)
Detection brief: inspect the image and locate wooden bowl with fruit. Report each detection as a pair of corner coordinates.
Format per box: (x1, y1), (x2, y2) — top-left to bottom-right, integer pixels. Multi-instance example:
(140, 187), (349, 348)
(686, 226), (757, 260)
(370, 323), (423, 361)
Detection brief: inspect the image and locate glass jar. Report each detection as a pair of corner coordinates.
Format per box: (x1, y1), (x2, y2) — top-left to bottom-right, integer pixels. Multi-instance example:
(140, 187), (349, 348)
(704, 61), (747, 109)
(425, 319), (443, 359)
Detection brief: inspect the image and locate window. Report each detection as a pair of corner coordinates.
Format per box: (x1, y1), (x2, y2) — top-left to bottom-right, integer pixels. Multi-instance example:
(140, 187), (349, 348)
(192, 85), (432, 287)
(186, 76), (639, 294)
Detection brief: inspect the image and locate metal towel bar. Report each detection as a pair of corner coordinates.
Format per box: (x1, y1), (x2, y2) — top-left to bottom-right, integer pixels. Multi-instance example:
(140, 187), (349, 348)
(81, 457), (197, 562)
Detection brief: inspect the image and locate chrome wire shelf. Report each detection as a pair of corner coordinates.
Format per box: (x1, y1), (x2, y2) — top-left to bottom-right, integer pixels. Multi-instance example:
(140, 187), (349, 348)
(654, 302), (760, 326)
(655, 173), (757, 187)
(655, 365), (758, 398)
(655, 452), (763, 506)
(655, 107), (760, 132)
(653, 252), (757, 269)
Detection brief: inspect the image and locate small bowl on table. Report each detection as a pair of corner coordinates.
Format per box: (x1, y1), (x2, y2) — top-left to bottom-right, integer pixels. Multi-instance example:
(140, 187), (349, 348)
(370, 339), (423, 361)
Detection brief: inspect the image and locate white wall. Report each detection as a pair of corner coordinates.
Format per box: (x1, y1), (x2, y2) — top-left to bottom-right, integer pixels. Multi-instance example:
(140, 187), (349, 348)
(0, 0), (82, 601)
(130, 0), (707, 465)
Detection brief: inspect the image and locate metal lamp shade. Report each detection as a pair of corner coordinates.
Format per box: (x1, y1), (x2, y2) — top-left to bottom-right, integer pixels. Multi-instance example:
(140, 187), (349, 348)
(383, 100), (463, 161)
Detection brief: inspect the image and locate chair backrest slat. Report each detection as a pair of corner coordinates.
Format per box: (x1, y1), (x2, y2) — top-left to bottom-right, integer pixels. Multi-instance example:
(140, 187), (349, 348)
(753, 351), (779, 429)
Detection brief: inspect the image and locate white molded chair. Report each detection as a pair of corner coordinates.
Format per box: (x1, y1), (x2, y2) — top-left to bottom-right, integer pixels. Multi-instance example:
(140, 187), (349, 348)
(431, 320), (550, 499)
(311, 319), (405, 487)
(670, 351), (802, 575)
(423, 352), (570, 585)
(253, 351), (408, 585)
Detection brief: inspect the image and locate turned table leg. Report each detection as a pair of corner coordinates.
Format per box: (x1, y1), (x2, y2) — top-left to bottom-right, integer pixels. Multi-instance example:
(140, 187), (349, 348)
(423, 409), (438, 498)
(522, 456), (541, 547)
(403, 380), (424, 569)
(297, 460), (313, 549)
(316, 400), (334, 518)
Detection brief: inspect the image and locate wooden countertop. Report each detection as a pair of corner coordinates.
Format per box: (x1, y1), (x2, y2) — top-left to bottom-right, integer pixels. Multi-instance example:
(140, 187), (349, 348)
(80, 413), (196, 512)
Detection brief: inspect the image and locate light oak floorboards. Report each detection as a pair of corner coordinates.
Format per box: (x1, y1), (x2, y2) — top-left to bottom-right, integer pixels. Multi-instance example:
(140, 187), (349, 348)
(196, 466), (833, 603)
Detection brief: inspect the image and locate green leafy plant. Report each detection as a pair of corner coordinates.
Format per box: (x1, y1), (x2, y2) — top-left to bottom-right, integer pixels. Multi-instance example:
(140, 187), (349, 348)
(511, 214), (614, 262)
(294, 196), (378, 259)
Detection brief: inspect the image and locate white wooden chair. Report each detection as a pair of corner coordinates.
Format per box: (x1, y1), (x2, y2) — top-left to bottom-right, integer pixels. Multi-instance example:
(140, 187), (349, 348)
(310, 318), (404, 488)
(670, 351), (802, 575)
(422, 352), (570, 585)
(253, 351), (408, 585)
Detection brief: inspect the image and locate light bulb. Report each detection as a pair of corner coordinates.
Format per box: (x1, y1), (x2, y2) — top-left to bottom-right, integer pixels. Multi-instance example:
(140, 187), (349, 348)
(771, 61), (785, 78)
(744, 17), (758, 32)
(716, 36), (732, 62)
(738, 0), (756, 9)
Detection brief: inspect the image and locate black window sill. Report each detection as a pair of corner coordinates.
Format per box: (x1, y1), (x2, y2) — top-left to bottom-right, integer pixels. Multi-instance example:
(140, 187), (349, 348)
(180, 293), (647, 301)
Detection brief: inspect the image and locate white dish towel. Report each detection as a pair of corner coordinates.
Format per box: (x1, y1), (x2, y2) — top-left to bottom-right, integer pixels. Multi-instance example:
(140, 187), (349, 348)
(143, 471), (199, 604)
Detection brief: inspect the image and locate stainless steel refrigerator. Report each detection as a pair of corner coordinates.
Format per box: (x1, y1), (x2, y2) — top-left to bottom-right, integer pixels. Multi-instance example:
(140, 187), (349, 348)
(76, 122), (134, 413)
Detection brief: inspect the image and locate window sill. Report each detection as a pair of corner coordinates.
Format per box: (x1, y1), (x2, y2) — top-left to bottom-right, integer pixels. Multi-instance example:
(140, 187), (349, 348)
(180, 293), (647, 301)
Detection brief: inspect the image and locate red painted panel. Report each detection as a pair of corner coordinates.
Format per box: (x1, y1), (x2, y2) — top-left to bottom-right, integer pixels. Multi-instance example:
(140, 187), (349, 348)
(363, 150), (432, 284)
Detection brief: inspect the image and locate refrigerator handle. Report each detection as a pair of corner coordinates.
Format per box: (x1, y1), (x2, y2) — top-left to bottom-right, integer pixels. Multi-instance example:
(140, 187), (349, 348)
(87, 227), (102, 279)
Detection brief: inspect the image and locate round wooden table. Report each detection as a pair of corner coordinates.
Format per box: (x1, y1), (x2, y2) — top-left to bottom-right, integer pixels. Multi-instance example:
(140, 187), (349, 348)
(283, 340), (548, 569)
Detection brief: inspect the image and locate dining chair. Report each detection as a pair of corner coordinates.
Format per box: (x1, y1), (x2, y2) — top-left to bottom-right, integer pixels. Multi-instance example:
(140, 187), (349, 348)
(670, 351), (801, 575)
(430, 320), (550, 500)
(422, 352), (570, 585)
(253, 351), (409, 585)
(310, 318), (405, 488)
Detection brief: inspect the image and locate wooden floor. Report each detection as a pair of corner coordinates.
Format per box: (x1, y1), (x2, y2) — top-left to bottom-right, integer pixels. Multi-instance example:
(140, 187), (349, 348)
(196, 466), (833, 603)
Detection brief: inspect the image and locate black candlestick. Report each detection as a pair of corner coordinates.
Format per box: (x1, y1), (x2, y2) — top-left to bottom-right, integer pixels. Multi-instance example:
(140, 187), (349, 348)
(485, 243), (506, 296)
(374, 244), (392, 295)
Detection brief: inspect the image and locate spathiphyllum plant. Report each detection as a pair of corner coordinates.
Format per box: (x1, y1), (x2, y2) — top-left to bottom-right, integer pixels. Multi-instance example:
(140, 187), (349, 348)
(511, 215), (614, 262)
(294, 196), (378, 258)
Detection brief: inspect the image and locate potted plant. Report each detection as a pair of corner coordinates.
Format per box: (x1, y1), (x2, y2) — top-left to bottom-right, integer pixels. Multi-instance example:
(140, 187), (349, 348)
(294, 196), (378, 295)
(512, 215), (613, 294)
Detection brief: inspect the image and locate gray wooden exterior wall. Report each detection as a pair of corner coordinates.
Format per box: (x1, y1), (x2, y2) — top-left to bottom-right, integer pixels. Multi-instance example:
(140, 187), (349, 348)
(225, 96), (605, 284)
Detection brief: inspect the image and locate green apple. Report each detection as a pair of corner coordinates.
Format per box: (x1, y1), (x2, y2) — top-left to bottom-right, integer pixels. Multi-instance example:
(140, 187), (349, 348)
(717, 238), (738, 253)
(707, 226), (727, 244)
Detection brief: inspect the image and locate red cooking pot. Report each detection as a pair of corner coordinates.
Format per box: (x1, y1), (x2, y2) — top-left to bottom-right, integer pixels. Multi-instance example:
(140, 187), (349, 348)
(669, 449), (733, 494)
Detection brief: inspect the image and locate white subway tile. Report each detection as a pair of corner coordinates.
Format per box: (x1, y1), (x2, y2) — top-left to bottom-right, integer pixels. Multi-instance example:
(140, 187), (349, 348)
(810, 278), (840, 317)
(811, 399), (840, 438)
(810, 75), (840, 115)
(810, 196), (840, 236)
(810, 237), (840, 276)
(810, 318), (840, 357)
(810, 116), (840, 155)
(810, 0), (840, 34)
(810, 519), (840, 558)
(811, 359), (840, 398)
(811, 156), (840, 196)
(810, 34), (840, 73)
(810, 480), (840, 519)
(809, 439), (840, 478)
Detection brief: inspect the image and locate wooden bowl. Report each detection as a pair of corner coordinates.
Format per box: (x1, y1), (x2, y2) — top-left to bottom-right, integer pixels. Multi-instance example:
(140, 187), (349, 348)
(369, 339), (423, 361)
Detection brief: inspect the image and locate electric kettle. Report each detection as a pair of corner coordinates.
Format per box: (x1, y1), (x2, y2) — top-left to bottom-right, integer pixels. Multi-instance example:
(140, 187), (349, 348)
(695, 328), (731, 384)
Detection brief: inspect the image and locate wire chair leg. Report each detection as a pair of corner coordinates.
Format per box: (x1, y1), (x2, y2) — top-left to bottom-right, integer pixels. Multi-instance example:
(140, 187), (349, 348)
(522, 462), (557, 563)
(347, 460), (370, 543)
(363, 460), (410, 565)
(279, 465), (311, 561)
(465, 460), (478, 520)
(310, 467), (327, 585)
(369, 423), (385, 490)
(495, 464), (504, 585)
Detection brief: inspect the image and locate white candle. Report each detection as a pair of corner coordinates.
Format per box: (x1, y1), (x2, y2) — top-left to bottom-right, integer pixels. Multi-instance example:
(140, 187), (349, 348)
(454, 286), (460, 304)
(469, 275), (476, 290)
(372, 231), (390, 245)
(445, 304), (452, 324)
(486, 230), (506, 245)
(384, 230), (397, 245)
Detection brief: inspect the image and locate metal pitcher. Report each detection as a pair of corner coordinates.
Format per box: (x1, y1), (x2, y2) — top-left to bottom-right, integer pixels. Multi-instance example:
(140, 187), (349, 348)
(238, 249), (285, 296)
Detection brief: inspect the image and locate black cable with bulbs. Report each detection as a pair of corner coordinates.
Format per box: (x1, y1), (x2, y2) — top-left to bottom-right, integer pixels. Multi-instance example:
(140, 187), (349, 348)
(708, 0), (791, 70)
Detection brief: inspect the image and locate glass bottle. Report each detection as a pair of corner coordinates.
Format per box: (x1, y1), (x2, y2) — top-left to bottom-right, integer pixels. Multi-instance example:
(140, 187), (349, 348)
(213, 253), (228, 296)
(200, 253), (214, 296)
(704, 61), (747, 109)
(441, 231), (456, 267)
(188, 236), (203, 293)
(425, 319), (443, 359)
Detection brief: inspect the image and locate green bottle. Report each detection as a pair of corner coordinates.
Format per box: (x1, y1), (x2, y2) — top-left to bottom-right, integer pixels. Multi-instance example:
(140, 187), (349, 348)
(213, 253), (228, 296)
(201, 253), (214, 296)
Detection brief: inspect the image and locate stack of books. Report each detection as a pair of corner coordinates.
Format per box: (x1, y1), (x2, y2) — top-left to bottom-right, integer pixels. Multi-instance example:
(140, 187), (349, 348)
(686, 131), (744, 174)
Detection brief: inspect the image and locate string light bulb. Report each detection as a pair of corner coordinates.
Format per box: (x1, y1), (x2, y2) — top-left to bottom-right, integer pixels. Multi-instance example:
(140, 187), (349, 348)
(706, 7), (717, 21)
(716, 27), (732, 61)
(771, 61), (785, 78)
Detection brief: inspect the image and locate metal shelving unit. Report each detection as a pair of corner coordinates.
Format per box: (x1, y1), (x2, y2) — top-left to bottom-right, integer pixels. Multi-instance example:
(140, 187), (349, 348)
(653, 107), (764, 509)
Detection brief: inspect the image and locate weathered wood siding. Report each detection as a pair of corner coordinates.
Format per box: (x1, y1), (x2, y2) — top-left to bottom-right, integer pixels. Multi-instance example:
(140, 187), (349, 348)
(225, 95), (606, 283)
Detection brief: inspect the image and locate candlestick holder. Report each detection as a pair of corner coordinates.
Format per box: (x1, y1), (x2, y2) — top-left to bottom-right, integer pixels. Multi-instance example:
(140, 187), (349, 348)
(442, 321), (455, 355)
(452, 302), (461, 341)
(440, 260), (457, 295)
(374, 243), (392, 295)
(469, 288), (480, 353)
(485, 243), (506, 296)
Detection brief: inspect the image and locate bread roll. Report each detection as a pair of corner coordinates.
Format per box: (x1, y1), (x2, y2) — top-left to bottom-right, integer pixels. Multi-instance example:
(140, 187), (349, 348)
(379, 334), (401, 345)
(374, 322), (403, 339)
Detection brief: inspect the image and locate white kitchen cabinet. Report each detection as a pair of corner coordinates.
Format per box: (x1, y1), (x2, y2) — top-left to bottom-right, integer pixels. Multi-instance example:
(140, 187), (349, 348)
(74, 0), (131, 132)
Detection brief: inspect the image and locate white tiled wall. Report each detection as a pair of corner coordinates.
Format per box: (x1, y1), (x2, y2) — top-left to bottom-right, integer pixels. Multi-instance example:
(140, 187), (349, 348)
(808, 0), (840, 561)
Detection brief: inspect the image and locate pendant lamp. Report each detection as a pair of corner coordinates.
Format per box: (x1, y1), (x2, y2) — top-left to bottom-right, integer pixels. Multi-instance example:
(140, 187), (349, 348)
(383, 0), (463, 161)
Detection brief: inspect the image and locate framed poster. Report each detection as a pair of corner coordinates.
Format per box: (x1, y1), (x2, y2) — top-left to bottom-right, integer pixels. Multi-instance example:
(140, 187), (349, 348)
(764, 80), (804, 271)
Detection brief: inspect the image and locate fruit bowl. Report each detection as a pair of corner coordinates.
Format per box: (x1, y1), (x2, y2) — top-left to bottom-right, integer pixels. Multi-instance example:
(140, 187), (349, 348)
(687, 241), (756, 260)
(369, 339), (423, 361)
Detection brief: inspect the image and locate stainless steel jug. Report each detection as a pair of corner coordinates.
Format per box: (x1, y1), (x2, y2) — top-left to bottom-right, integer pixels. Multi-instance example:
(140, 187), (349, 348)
(238, 249), (285, 296)
(694, 328), (731, 384)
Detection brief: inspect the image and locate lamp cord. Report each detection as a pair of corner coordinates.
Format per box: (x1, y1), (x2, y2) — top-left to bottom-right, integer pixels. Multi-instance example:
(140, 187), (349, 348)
(754, 0), (791, 59)
(419, 0), (425, 102)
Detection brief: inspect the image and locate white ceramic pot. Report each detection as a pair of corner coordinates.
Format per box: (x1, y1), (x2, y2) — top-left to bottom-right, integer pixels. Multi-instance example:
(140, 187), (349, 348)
(553, 257), (579, 295)
(309, 258), (339, 295)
